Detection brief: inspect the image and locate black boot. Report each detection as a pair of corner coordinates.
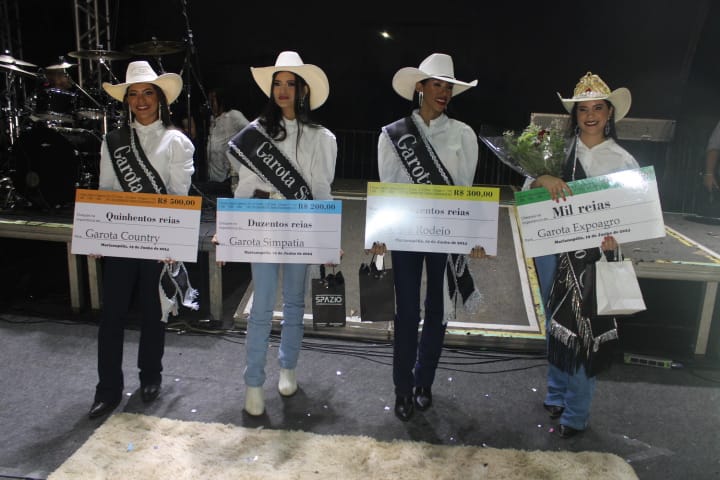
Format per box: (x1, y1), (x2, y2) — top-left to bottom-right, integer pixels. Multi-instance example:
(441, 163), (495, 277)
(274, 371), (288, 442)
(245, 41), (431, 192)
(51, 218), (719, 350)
(394, 395), (414, 421)
(414, 386), (433, 411)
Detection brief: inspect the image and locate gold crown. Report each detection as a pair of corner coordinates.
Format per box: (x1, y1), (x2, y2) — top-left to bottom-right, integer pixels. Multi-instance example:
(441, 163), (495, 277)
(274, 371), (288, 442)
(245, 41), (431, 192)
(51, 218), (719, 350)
(572, 72), (611, 98)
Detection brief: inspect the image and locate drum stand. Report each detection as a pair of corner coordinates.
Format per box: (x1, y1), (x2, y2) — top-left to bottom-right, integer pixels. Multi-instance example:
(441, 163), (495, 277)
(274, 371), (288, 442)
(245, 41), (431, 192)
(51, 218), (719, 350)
(1, 70), (22, 145)
(1, 71), (23, 209)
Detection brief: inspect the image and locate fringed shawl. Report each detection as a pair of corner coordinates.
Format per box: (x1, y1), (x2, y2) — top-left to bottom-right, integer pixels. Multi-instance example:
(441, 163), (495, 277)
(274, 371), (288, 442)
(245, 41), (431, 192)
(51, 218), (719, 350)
(546, 249), (618, 377)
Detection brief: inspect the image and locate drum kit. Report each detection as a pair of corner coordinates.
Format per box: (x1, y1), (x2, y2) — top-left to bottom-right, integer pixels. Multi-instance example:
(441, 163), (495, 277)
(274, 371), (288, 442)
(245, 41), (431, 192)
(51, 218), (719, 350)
(0, 39), (186, 210)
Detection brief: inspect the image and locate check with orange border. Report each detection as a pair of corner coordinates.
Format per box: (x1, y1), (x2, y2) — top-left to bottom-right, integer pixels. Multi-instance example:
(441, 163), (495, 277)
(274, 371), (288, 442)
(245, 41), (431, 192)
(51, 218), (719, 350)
(70, 189), (202, 262)
(364, 182), (500, 255)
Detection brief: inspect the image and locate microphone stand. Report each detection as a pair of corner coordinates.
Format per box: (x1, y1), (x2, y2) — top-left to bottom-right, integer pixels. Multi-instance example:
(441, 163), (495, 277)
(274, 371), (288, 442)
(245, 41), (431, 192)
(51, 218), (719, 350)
(180, 0), (210, 180)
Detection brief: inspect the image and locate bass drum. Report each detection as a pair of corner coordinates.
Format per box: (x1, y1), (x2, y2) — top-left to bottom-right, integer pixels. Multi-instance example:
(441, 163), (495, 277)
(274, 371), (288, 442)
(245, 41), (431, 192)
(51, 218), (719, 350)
(11, 125), (101, 209)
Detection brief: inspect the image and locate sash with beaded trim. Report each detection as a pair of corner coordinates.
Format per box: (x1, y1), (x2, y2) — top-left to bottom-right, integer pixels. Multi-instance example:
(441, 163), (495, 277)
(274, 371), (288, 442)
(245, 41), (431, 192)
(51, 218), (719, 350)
(382, 115), (482, 319)
(228, 123), (313, 200)
(105, 126), (167, 194)
(105, 125), (199, 323)
(382, 116), (454, 185)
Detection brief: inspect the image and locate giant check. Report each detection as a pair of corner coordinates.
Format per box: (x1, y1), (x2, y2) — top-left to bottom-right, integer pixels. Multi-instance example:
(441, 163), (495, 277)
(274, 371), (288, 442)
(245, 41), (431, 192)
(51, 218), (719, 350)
(364, 182), (500, 255)
(71, 189), (202, 262)
(514, 166), (665, 257)
(215, 198), (342, 264)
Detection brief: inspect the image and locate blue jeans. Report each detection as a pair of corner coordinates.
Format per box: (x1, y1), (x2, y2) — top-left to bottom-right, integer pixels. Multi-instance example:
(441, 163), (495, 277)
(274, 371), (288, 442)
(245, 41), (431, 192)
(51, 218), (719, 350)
(536, 254), (595, 430)
(545, 363), (596, 431)
(534, 254), (557, 307)
(244, 262), (308, 387)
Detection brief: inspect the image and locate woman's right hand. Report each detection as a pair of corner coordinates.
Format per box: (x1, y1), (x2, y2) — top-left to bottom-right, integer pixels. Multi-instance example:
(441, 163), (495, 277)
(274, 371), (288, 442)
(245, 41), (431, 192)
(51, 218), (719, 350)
(533, 175), (572, 202)
(211, 234), (225, 267)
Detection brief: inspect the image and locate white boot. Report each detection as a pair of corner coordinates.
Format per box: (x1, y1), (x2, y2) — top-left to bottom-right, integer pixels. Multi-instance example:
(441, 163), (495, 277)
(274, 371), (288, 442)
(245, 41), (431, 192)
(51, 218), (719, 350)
(244, 386), (265, 416)
(278, 368), (297, 396)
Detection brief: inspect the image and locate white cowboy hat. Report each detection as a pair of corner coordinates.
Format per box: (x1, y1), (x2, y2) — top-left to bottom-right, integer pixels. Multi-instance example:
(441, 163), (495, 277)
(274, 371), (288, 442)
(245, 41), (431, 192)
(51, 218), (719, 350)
(250, 51), (329, 110)
(392, 53), (478, 101)
(102, 60), (183, 104)
(557, 72), (632, 122)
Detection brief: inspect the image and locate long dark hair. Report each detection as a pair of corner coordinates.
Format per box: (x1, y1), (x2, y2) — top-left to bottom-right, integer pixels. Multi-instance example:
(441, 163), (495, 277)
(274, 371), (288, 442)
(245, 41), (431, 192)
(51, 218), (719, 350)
(258, 71), (320, 141)
(211, 87), (230, 113)
(123, 84), (173, 127)
(568, 100), (618, 140)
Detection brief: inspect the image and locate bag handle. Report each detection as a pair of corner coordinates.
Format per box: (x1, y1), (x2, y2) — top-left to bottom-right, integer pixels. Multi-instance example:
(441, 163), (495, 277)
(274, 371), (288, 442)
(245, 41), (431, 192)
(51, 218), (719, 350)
(598, 244), (622, 263)
(320, 264), (343, 286)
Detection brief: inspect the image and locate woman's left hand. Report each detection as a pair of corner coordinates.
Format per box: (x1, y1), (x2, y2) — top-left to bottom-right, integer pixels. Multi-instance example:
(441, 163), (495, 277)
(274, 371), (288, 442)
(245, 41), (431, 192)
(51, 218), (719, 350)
(600, 235), (618, 252)
(325, 249), (344, 267)
(366, 242), (387, 255)
(469, 246), (488, 259)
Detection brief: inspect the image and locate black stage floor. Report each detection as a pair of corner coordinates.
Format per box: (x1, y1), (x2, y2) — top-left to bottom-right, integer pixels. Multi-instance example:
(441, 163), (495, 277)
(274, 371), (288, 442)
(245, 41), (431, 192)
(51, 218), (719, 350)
(0, 184), (719, 479)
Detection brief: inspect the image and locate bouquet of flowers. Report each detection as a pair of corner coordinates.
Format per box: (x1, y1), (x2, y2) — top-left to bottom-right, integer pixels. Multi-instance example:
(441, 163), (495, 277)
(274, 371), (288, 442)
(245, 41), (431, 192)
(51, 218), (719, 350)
(479, 120), (568, 178)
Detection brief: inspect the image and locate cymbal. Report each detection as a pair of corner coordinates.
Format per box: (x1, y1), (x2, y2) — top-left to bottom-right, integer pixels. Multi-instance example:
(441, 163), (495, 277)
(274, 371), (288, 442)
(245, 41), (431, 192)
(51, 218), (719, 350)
(46, 62), (76, 70)
(68, 49), (130, 61)
(0, 62), (38, 77)
(126, 40), (185, 56)
(0, 54), (37, 68)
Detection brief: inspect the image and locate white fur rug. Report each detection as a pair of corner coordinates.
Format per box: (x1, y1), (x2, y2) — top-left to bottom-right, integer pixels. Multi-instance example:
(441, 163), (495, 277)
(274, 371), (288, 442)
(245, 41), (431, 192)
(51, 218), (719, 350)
(49, 413), (638, 480)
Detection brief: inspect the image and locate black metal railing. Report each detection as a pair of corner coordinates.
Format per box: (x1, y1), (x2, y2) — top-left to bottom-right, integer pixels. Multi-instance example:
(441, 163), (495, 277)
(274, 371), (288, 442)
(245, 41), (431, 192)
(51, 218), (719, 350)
(334, 127), (525, 188)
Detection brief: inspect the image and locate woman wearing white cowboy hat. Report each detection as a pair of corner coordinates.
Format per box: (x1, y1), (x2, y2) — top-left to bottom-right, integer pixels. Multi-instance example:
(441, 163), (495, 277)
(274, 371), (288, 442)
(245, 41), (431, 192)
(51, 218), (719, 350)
(224, 51), (337, 416)
(87, 60), (195, 419)
(368, 53), (488, 421)
(528, 71), (639, 438)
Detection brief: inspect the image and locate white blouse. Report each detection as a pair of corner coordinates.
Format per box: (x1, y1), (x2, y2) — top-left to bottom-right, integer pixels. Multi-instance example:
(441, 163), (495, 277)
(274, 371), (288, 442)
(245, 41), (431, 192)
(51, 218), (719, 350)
(522, 137), (639, 190)
(228, 118), (337, 200)
(207, 109), (250, 182)
(575, 137), (639, 177)
(99, 119), (195, 196)
(378, 110), (479, 187)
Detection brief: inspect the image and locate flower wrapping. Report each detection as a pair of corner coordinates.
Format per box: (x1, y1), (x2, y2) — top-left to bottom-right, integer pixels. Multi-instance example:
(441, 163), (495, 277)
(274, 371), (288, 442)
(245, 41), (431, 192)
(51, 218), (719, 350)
(480, 120), (568, 178)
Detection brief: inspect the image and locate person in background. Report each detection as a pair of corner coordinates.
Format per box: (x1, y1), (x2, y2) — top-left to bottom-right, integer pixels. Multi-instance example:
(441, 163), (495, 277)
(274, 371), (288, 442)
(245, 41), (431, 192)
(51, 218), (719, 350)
(44, 66), (74, 91)
(205, 87), (249, 196)
(529, 72), (638, 438)
(702, 120), (720, 193)
(225, 51), (337, 416)
(369, 53), (488, 421)
(700, 119), (720, 216)
(87, 60), (196, 419)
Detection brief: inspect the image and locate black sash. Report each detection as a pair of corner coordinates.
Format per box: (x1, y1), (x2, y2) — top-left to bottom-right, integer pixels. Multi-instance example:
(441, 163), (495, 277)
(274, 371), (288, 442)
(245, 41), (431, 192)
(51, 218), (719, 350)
(382, 116), (454, 185)
(383, 115), (480, 315)
(105, 126), (167, 194)
(228, 123), (313, 200)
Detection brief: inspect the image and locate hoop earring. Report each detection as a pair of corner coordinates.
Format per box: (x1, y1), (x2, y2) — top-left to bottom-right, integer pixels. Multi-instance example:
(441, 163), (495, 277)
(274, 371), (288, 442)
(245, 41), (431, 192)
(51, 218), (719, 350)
(418, 91), (424, 108)
(299, 96), (305, 110)
(604, 122), (610, 136)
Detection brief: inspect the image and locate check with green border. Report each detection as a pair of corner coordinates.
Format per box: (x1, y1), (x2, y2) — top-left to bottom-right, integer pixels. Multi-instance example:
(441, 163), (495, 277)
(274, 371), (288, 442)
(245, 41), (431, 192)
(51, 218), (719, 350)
(514, 166), (665, 257)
